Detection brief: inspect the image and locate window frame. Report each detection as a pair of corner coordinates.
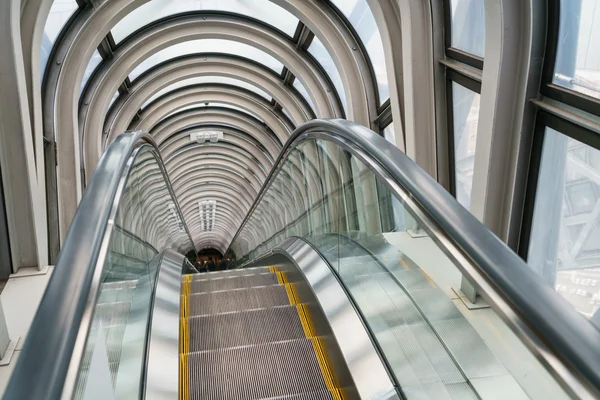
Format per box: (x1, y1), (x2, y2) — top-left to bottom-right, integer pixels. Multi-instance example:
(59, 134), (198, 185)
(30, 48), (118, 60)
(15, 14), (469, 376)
(518, 111), (600, 260)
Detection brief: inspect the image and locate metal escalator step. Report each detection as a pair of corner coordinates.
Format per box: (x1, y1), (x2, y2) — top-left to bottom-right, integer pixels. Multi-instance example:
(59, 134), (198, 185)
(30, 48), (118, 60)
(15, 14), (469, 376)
(194, 267), (271, 279)
(189, 285), (290, 316)
(190, 273), (279, 293)
(187, 339), (329, 400)
(188, 305), (305, 351)
(268, 390), (335, 400)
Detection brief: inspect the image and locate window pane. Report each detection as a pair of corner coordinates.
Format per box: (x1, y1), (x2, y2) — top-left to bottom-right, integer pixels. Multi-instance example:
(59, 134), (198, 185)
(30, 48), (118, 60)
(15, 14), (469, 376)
(292, 78), (316, 113)
(452, 82), (481, 210)
(128, 40), (283, 81)
(41, 0), (79, 80)
(111, 0), (299, 43)
(529, 128), (600, 322)
(109, 91), (120, 109)
(329, 0), (389, 102)
(449, 0), (485, 57)
(80, 50), (103, 94)
(383, 122), (396, 145)
(142, 77), (271, 109)
(553, 0), (600, 100)
(308, 37), (347, 115)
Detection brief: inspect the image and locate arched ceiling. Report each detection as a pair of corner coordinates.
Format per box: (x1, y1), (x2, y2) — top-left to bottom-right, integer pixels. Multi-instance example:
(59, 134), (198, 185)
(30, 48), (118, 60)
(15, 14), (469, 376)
(42, 0), (382, 254)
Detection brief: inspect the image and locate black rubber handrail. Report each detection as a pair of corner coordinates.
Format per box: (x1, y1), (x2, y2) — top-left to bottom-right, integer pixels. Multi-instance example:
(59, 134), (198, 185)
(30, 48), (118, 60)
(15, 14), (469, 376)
(3, 131), (195, 400)
(227, 118), (600, 398)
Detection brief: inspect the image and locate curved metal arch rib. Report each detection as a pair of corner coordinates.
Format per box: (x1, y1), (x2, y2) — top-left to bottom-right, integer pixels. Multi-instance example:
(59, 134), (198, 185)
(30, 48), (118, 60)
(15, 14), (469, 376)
(80, 12), (344, 176)
(149, 107), (282, 159)
(103, 53), (316, 137)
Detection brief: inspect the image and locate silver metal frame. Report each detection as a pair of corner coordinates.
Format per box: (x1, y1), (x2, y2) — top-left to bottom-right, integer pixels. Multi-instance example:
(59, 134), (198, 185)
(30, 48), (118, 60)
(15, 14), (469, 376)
(3, 131), (194, 400)
(144, 249), (185, 400)
(229, 119), (600, 399)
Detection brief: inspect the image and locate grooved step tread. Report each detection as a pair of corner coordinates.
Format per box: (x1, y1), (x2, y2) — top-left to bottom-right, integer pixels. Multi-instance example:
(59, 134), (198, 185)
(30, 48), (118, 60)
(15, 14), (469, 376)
(188, 305), (306, 352)
(192, 267), (271, 280)
(188, 285), (290, 316)
(186, 339), (329, 400)
(190, 273), (279, 293)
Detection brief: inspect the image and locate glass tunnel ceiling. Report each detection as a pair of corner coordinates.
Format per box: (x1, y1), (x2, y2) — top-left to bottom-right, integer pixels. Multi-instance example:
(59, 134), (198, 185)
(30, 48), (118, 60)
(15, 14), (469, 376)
(42, 0), (392, 253)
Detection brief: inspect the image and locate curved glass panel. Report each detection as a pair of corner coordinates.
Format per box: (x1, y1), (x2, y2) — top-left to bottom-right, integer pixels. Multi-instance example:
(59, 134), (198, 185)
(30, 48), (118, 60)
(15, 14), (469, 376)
(129, 39), (284, 81)
(111, 0), (299, 43)
(529, 127), (600, 318)
(308, 37), (347, 114)
(330, 0), (389, 102)
(142, 77), (271, 109)
(73, 146), (192, 399)
(449, 0), (485, 58)
(292, 78), (316, 114)
(553, 0), (600, 100)
(40, 0), (79, 80)
(452, 81), (481, 210)
(229, 137), (565, 399)
(80, 50), (103, 94)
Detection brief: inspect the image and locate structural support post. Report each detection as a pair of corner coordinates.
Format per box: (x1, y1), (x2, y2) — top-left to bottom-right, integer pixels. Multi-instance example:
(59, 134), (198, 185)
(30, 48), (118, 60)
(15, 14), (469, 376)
(0, 0), (46, 272)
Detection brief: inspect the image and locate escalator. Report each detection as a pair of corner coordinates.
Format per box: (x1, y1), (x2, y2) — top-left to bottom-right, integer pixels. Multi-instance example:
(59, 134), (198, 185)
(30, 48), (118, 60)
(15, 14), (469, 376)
(4, 120), (600, 400)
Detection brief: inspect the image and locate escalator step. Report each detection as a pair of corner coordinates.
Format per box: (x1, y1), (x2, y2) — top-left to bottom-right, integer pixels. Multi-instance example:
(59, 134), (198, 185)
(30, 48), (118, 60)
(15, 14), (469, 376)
(188, 285), (290, 316)
(192, 267), (271, 279)
(188, 305), (306, 351)
(190, 273), (279, 293)
(187, 339), (329, 400)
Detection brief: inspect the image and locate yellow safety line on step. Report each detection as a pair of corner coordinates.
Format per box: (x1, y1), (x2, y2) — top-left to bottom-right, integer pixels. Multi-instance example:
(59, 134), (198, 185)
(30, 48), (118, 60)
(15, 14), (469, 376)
(296, 304), (344, 400)
(179, 276), (191, 400)
(269, 266), (277, 273)
(284, 284), (297, 305)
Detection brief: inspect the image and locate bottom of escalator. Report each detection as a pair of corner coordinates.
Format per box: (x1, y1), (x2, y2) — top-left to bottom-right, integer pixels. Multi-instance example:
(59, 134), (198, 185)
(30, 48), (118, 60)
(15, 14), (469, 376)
(179, 267), (344, 400)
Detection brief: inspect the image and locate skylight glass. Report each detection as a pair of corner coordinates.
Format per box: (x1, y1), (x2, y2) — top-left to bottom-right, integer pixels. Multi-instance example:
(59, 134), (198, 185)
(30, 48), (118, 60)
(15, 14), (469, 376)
(292, 78), (316, 113)
(330, 0), (389, 102)
(80, 50), (103, 94)
(41, 0), (79, 81)
(308, 37), (347, 114)
(142, 77), (271, 109)
(129, 40), (284, 81)
(112, 0), (300, 43)
(109, 91), (120, 109)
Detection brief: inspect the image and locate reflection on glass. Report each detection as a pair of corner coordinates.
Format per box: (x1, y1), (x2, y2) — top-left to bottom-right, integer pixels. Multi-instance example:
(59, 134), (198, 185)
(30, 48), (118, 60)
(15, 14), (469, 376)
(73, 147), (192, 399)
(229, 137), (560, 399)
(383, 122), (395, 145)
(129, 39), (284, 81)
(41, 0), (79, 80)
(111, 0), (299, 43)
(80, 50), (103, 94)
(529, 128), (600, 321)
(292, 78), (316, 114)
(452, 82), (481, 210)
(554, 0), (600, 100)
(142, 76), (271, 109)
(449, 0), (485, 57)
(330, 0), (389, 102)
(308, 37), (347, 114)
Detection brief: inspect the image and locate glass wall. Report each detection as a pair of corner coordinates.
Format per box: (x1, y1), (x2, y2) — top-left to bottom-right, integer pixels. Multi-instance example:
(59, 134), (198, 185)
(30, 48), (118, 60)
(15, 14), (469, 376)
(229, 136), (564, 400)
(449, 0), (486, 58)
(528, 126), (600, 319)
(73, 146), (192, 399)
(451, 82), (481, 210)
(308, 37), (347, 114)
(554, 0), (600, 100)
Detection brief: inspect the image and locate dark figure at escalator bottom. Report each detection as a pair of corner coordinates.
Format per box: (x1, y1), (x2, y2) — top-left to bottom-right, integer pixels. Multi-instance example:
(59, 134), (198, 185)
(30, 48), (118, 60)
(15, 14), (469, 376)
(219, 257), (230, 270)
(205, 257), (216, 272)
